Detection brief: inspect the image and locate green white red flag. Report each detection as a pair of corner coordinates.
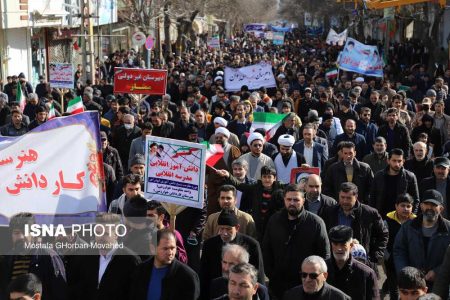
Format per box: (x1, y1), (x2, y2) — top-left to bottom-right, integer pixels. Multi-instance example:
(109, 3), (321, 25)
(16, 83), (26, 111)
(250, 112), (287, 140)
(201, 142), (224, 167)
(48, 103), (56, 120)
(66, 96), (84, 115)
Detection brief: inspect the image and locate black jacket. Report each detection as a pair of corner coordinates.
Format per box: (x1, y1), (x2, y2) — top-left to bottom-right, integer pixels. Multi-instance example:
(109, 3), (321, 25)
(325, 256), (380, 300)
(321, 202), (389, 264)
(377, 122), (412, 155)
(304, 194), (337, 218)
(323, 159), (374, 204)
(262, 208), (330, 299)
(78, 247), (141, 300)
(111, 125), (142, 168)
(129, 257), (200, 300)
(200, 233), (264, 299)
(420, 176), (450, 219)
(404, 157), (434, 185)
(370, 166), (419, 216)
(394, 215), (450, 275)
(227, 175), (285, 241)
(283, 282), (351, 300)
(210, 276), (269, 300)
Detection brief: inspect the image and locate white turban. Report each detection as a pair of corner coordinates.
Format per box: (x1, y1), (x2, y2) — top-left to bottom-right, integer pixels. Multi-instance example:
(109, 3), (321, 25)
(214, 117), (228, 127)
(278, 134), (295, 147)
(215, 127), (230, 138)
(247, 132), (265, 146)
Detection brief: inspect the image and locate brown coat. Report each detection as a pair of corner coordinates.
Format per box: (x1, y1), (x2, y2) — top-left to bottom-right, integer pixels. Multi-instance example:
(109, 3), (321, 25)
(206, 144), (241, 215)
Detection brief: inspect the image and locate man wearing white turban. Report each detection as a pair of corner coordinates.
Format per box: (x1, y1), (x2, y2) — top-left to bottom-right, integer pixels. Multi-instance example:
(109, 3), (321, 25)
(273, 134), (307, 184)
(235, 132), (275, 180)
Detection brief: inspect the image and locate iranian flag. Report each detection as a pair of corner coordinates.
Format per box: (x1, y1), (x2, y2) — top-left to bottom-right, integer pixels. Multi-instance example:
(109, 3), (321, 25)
(201, 142), (224, 167)
(250, 112), (287, 140)
(66, 96), (84, 115)
(48, 103), (56, 120)
(326, 68), (338, 79)
(16, 83), (26, 111)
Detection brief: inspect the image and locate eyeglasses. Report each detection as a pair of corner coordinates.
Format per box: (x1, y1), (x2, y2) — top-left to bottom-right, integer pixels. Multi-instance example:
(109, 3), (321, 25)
(301, 272), (322, 279)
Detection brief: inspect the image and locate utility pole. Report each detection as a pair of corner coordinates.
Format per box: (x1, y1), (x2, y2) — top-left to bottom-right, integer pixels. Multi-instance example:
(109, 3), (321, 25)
(81, 0), (95, 84)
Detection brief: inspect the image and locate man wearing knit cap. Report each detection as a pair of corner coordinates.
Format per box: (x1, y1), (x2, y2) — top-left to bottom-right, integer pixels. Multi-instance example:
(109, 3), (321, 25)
(325, 225), (379, 300)
(209, 116), (240, 147)
(206, 127), (241, 215)
(272, 134), (306, 184)
(122, 195), (154, 260)
(235, 132), (275, 180)
(200, 209), (264, 299)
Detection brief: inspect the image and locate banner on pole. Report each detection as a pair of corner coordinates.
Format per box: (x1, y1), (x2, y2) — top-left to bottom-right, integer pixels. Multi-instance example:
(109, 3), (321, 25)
(224, 62), (276, 92)
(337, 38), (384, 77)
(113, 68), (167, 95)
(243, 23), (267, 38)
(0, 112), (106, 224)
(144, 136), (206, 209)
(49, 63), (74, 89)
(326, 29), (348, 46)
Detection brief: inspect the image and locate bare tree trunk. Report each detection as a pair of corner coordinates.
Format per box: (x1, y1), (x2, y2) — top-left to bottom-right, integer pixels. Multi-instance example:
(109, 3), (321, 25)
(164, 2), (172, 59)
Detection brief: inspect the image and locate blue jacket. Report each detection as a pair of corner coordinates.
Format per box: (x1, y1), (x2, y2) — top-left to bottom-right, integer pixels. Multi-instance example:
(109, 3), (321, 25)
(293, 141), (328, 171)
(394, 215), (450, 275)
(332, 132), (367, 161)
(356, 121), (378, 154)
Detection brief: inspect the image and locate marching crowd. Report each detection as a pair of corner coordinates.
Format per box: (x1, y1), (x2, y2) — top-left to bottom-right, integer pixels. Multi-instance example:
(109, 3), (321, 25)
(1, 28), (450, 300)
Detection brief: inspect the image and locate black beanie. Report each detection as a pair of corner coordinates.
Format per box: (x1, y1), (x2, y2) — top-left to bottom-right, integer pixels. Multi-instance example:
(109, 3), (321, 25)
(218, 209), (238, 227)
(123, 195), (148, 222)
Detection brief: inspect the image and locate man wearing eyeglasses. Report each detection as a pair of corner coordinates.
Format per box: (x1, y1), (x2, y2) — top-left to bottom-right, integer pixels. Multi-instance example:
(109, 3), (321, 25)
(283, 255), (350, 300)
(325, 225), (379, 300)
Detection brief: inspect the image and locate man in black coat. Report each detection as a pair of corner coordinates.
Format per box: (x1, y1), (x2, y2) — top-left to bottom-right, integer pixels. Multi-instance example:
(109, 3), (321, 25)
(323, 141), (373, 203)
(78, 213), (141, 300)
(377, 107), (412, 155)
(129, 229), (200, 300)
(404, 141), (434, 185)
(262, 184), (330, 299)
(420, 157), (450, 219)
(370, 148), (419, 217)
(200, 210), (264, 299)
(321, 182), (389, 269)
(325, 225), (379, 300)
(303, 174), (337, 218)
(111, 114), (141, 168)
(283, 255), (350, 300)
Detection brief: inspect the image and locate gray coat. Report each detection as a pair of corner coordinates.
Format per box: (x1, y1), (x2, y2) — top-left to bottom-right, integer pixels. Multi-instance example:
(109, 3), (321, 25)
(393, 215), (450, 274)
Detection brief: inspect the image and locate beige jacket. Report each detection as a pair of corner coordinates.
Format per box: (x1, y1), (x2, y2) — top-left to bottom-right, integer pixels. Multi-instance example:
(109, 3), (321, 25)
(202, 207), (257, 241)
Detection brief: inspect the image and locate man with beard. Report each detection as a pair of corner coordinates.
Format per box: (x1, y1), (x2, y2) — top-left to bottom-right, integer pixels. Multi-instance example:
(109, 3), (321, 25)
(293, 124), (328, 172)
(303, 174), (337, 218)
(262, 184), (330, 299)
(404, 142), (434, 185)
(200, 210), (264, 300)
(370, 148), (419, 217)
(411, 114), (443, 157)
(377, 108), (412, 155)
(206, 127), (241, 215)
(362, 137), (389, 174)
(273, 134), (306, 184)
(321, 182), (388, 272)
(356, 107), (378, 154)
(325, 225), (379, 300)
(235, 132), (275, 181)
(420, 157), (450, 219)
(394, 189), (450, 289)
(332, 119), (367, 161)
(0, 213), (68, 300)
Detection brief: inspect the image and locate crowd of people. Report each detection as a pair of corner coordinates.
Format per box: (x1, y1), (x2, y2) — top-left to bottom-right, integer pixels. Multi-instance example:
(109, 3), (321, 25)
(1, 28), (450, 300)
